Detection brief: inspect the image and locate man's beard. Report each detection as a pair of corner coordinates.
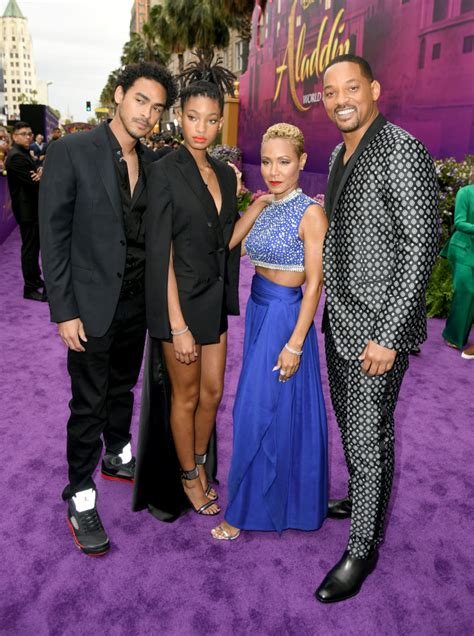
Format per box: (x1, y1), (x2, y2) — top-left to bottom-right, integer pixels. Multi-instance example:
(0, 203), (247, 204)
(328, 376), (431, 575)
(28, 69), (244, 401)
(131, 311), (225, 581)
(119, 109), (147, 140)
(334, 115), (361, 133)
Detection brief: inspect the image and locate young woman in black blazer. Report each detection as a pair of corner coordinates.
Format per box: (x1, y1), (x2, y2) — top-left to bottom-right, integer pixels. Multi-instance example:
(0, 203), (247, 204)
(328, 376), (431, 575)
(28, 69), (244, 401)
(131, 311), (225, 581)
(143, 79), (270, 516)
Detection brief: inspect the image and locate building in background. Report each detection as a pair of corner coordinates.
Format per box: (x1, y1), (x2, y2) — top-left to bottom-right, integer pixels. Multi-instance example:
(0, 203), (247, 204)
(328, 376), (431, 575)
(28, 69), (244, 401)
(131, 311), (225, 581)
(0, 0), (38, 120)
(130, 0), (150, 35)
(35, 79), (50, 106)
(0, 51), (6, 125)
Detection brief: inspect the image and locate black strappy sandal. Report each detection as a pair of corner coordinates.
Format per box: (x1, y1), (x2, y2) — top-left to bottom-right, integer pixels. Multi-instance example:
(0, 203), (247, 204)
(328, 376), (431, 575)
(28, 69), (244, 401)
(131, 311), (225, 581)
(181, 466), (220, 515)
(195, 452), (218, 501)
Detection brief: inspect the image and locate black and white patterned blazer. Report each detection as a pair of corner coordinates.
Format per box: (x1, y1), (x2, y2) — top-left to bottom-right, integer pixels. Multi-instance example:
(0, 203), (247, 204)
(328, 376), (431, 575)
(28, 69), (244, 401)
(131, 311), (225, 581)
(323, 114), (439, 359)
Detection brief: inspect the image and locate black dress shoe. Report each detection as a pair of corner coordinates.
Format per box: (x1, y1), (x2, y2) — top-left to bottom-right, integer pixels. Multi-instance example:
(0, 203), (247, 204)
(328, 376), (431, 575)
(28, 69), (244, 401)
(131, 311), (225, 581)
(67, 494), (110, 556)
(101, 453), (136, 483)
(327, 497), (352, 519)
(315, 549), (379, 603)
(23, 289), (48, 302)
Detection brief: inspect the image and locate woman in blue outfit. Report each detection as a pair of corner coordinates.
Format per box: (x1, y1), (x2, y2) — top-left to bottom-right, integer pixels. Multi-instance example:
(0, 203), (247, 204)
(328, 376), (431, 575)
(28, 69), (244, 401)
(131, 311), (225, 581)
(212, 123), (329, 540)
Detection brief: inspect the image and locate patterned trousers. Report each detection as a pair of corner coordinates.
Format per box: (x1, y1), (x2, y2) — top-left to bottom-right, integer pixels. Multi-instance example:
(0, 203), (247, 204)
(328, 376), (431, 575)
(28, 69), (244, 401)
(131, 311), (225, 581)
(325, 328), (409, 559)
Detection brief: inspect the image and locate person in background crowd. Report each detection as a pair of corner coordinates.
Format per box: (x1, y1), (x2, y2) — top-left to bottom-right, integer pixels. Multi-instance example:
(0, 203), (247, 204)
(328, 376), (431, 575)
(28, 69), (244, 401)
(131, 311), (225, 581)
(5, 121), (46, 302)
(0, 126), (11, 173)
(315, 54), (438, 603)
(153, 132), (174, 160)
(30, 133), (47, 168)
(46, 126), (62, 152)
(442, 180), (474, 359)
(39, 62), (177, 557)
(212, 123), (328, 543)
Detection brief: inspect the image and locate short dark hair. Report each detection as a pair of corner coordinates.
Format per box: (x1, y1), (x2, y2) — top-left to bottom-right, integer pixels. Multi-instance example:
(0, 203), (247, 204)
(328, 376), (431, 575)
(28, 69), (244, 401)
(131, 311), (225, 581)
(52, 127), (61, 132)
(324, 54), (374, 82)
(115, 62), (178, 110)
(179, 80), (224, 114)
(13, 121), (31, 132)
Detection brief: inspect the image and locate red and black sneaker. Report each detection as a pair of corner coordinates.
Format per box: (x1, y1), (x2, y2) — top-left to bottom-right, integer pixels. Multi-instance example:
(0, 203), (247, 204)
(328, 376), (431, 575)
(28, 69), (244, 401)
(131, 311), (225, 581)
(67, 491), (110, 556)
(101, 454), (135, 484)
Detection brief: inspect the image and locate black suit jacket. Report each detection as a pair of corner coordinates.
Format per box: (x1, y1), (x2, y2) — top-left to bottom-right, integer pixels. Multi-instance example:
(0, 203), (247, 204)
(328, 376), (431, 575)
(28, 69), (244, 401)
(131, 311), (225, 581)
(39, 123), (158, 337)
(5, 143), (39, 224)
(146, 144), (240, 344)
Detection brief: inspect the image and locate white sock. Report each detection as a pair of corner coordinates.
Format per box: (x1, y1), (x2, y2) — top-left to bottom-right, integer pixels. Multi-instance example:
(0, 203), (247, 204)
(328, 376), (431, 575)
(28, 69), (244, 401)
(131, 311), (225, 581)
(72, 488), (96, 513)
(118, 442), (132, 464)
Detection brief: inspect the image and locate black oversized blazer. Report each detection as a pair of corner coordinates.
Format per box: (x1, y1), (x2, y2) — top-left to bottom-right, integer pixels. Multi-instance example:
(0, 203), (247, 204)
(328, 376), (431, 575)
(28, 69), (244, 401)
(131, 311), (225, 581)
(146, 144), (240, 344)
(39, 123), (158, 337)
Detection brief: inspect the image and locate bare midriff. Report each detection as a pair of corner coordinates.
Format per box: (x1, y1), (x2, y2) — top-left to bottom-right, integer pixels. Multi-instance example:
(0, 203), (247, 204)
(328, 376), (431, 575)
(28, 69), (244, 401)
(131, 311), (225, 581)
(255, 266), (306, 288)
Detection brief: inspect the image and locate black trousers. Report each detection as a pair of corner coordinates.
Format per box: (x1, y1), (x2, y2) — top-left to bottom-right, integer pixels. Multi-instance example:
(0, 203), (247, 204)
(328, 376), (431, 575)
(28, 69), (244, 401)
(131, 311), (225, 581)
(62, 292), (146, 499)
(325, 327), (409, 559)
(18, 221), (43, 293)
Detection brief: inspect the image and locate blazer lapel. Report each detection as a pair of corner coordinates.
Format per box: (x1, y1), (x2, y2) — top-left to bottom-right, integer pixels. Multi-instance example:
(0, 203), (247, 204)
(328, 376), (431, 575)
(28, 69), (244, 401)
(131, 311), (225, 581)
(91, 124), (123, 226)
(326, 144), (345, 222)
(176, 145), (219, 228)
(329, 114), (388, 222)
(207, 156), (231, 228)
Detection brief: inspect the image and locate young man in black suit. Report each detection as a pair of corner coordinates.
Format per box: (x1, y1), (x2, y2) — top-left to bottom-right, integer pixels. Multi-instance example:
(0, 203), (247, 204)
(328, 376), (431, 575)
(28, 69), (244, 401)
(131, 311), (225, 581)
(39, 63), (177, 556)
(6, 121), (46, 302)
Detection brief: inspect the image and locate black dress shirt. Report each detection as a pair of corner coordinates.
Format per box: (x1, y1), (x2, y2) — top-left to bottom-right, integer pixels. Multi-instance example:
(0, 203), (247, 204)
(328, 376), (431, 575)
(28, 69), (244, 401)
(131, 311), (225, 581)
(105, 125), (147, 296)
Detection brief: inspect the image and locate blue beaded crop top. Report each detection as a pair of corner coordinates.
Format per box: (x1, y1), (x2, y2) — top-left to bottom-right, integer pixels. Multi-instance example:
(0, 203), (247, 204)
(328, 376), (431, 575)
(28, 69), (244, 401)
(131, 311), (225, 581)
(245, 188), (315, 272)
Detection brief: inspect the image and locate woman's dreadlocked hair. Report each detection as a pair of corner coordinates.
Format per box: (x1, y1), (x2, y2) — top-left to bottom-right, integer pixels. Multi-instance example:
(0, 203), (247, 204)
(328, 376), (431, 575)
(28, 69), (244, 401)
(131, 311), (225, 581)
(178, 49), (237, 114)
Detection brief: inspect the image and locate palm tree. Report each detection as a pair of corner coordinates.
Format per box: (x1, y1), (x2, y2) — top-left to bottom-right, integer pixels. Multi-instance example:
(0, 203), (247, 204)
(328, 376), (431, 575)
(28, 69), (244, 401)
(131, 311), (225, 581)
(218, 0), (268, 74)
(142, 4), (170, 65)
(121, 33), (145, 65)
(121, 26), (169, 66)
(153, 1), (192, 78)
(156, 0), (230, 81)
(100, 68), (120, 108)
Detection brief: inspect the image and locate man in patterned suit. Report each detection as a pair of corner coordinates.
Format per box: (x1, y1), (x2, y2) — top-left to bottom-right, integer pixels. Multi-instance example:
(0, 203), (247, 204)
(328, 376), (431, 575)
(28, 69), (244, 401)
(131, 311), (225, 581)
(315, 55), (439, 602)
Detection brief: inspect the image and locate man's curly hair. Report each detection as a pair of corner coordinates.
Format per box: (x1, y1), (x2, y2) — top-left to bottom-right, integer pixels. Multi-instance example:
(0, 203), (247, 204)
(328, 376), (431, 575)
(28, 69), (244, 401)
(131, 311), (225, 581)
(115, 62), (178, 110)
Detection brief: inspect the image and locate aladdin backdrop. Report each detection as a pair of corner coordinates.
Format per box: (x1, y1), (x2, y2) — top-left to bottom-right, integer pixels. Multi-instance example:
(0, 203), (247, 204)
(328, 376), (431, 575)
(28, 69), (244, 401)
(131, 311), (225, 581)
(238, 0), (474, 192)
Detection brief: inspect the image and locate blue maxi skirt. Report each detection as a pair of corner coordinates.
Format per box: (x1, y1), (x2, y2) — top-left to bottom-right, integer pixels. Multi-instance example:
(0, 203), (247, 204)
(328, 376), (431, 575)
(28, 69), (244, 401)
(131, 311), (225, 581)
(225, 273), (328, 532)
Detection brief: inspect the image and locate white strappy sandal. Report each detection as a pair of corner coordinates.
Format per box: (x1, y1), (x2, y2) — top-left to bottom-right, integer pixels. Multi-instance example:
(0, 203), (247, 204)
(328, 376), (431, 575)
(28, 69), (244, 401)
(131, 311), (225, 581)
(211, 524), (241, 541)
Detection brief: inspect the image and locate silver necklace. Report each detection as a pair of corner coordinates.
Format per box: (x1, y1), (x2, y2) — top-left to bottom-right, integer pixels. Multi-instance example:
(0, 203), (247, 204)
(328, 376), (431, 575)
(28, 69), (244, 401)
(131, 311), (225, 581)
(271, 187), (302, 206)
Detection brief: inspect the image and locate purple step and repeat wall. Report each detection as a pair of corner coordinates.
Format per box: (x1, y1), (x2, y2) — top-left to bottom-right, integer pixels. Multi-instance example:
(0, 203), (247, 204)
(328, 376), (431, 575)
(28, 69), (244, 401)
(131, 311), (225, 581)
(0, 177), (15, 245)
(238, 0), (474, 195)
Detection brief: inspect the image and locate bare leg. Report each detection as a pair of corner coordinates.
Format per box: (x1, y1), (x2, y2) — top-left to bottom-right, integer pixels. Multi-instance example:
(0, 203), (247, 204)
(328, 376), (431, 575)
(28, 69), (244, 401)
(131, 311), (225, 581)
(194, 333), (227, 497)
(162, 342), (220, 515)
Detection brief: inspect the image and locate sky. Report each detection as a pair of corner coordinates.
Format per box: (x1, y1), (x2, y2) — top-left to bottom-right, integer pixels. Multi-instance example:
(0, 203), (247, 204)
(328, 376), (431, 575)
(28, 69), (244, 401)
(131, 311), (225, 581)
(14, 0), (132, 121)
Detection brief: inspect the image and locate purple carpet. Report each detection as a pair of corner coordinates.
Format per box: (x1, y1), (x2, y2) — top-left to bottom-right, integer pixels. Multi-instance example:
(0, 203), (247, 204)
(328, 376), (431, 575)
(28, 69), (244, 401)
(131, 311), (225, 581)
(0, 228), (472, 635)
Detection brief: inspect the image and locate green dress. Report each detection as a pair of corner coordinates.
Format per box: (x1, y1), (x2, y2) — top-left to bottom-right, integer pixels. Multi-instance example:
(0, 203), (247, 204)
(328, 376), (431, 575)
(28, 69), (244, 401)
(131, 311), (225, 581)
(442, 185), (474, 348)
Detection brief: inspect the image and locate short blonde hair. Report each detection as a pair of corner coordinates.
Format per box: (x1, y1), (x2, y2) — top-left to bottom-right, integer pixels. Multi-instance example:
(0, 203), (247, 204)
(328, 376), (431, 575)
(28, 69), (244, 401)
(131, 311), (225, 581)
(262, 123), (305, 157)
